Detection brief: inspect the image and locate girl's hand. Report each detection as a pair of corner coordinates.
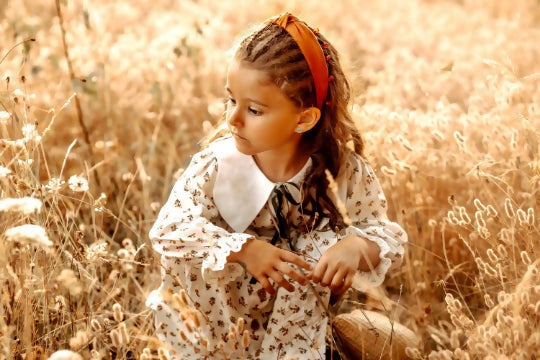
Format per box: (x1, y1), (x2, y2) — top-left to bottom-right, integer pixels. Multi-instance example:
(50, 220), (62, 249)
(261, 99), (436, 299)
(307, 236), (380, 295)
(227, 238), (312, 295)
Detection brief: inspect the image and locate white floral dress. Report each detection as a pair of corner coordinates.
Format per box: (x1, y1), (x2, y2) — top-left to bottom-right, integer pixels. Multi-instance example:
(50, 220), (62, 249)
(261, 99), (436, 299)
(146, 137), (407, 360)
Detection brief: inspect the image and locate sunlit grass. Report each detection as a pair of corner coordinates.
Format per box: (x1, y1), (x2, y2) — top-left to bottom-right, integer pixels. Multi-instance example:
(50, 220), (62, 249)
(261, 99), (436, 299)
(1, 0), (539, 358)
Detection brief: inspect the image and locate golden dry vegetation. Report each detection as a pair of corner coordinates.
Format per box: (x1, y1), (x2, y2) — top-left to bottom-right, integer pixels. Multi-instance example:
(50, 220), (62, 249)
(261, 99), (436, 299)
(1, 0), (539, 359)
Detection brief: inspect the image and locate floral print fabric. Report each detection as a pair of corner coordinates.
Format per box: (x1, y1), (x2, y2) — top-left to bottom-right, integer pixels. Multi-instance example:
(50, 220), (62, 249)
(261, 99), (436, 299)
(146, 139), (407, 359)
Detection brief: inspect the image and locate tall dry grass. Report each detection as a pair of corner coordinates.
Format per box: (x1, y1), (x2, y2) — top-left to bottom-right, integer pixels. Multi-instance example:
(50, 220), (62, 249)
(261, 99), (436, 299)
(1, 0), (539, 358)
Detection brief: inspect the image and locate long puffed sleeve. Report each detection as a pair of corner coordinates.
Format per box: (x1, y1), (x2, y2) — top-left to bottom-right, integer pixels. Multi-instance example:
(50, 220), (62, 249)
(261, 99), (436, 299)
(340, 152), (407, 289)
(149, 147), (252, 281)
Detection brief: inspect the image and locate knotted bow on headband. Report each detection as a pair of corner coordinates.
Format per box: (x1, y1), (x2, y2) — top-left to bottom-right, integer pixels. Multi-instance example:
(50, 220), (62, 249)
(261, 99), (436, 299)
(271, 13), (329, 110)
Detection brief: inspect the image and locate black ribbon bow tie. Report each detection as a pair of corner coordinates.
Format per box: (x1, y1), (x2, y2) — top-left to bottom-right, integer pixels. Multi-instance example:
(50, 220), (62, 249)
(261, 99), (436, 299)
(249, 182), (301, 285)
(270, 182), (301, 249)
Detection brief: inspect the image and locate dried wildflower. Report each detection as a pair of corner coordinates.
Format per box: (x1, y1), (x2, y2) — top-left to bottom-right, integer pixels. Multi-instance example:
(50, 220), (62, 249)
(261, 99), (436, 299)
(516, 209), (527, 226)
(151, 201), (161, 212)
(86, 241), (108, 261)
(496, 244), (508, 258)
(453, 131), (465, 143)
(121, 172), (133, 182)
(504, 198), (515, 218)
(110, 329), (121, 347)
(396, 134), (414, 151)
(473, 198), (486, 211)
(520, 292), (529, 305)
(527, 208), (534, 226)
(68, 175), (89, 192)
(22, 124), (41, 142)
(0, 110), (10, 123)
(5, 224), (52, 247)
(0, 165), (11, 177)
(484, 294), (494, 308)
(119, 322), (129, 344)
(94, 192), (107, 210)
(325, 169), (352, 225)
(486, 248), (498, 263)
(530, 159), (540, 176)
(447, 211), (459, 225)
(484, 263), (497, 277)
(12, 88), (24, 98)
(486, 205), (498, 217)
(69, 329), (89, 349)
(47, 350), (83, 360)
(0, 197), (42, 214)
(520, 251), (531, 265)
(458, 207), (471, 224)
(381, 165), (396, 175)
(55, 295), (67, 312)
(113, 303), (124, 322)
(45, 178), (66, 192)
(475, 211), (486, 228)
(405, 347), (422, 359)
(91, 319), (102, 332)
(58, 269), (83, 296)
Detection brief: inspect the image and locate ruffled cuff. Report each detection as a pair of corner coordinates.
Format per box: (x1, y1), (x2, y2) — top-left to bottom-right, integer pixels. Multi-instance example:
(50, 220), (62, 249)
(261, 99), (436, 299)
(201, 232), (253, 283)
(344, 225), (403, 291)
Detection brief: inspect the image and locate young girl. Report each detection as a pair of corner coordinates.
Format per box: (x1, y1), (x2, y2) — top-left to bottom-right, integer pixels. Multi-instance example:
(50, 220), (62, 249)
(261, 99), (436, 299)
(147, 13), (407, 360)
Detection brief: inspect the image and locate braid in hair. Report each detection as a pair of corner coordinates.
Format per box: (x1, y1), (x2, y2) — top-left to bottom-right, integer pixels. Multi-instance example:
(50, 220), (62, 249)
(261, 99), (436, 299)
(216, 19), (365, 230)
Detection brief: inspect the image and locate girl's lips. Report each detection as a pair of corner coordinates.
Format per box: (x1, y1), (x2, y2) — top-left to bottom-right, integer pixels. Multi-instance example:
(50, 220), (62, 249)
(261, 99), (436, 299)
(232, 132), (247, 140)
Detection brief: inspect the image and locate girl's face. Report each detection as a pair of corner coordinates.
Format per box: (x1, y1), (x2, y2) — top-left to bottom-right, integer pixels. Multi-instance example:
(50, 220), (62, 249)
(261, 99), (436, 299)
(225, 59), (303, 157)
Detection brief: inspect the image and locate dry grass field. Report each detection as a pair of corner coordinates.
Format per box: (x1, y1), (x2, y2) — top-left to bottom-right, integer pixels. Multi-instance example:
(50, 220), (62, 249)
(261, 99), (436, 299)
(1, 0), (539, 358)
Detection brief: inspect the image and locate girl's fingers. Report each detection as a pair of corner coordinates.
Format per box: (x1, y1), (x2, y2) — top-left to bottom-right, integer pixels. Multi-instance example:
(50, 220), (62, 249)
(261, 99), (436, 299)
(259, 276), (275, 295)
(275, 262), (307, 286)
(329, 268), (348, 291)
(320, 265), (337, 286)
(334, 272), (354, 295)
(269, 270), (295, 292)
(280, 250), (312, 271)
(309, 262), (327, 283)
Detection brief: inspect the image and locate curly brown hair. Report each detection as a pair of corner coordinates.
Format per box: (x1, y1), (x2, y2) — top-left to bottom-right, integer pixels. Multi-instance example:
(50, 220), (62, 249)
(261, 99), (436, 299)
(205, 15), (364, 230)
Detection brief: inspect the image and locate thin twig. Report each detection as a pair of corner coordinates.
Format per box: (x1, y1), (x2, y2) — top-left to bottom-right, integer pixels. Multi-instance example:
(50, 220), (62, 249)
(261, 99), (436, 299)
(55, 0), (100, 187)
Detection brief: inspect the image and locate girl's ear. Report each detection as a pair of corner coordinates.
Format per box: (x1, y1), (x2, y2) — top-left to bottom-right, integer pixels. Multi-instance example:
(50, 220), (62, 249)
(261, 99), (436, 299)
(297, 107), (321, 132)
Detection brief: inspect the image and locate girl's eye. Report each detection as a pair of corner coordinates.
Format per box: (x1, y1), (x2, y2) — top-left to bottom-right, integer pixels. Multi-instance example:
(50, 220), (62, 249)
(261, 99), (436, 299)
(227, 97), (236, 105)
(249, 108), (263, 116)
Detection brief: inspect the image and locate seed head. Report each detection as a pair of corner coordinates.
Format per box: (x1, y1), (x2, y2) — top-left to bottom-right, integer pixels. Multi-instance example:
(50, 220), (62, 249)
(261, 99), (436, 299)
(113, 303), (123, 322)
(0, 197), (42, 214)
(68, 175), (89, 192)
(504, 198), (515, 218)
(5, 224), (52, 247)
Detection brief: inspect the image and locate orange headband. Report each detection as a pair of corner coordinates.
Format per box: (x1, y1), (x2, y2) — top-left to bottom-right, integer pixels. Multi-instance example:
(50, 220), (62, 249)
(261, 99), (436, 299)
(271, 13), (329, 110)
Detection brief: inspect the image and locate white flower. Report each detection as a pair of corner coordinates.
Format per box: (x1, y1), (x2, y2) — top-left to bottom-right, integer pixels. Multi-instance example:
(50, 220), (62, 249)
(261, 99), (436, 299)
(68, 175), (89, 192)
(48, 350), (83, 360)
(45, 178), (66, 192)
(22, 124), (41, 142)
(0, 197), (42, 214)
(86, 240), (108, 261)
(0, 166), (11, 178)
(5, 224), (53, 247)
(57, 269), (82, 296)
(0, 110), (10, 124)
(12, 88), (24, 97)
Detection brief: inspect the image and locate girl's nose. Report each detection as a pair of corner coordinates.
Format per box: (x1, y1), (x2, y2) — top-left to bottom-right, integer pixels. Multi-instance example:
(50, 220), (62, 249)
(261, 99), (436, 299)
(227, 107), (243, 128)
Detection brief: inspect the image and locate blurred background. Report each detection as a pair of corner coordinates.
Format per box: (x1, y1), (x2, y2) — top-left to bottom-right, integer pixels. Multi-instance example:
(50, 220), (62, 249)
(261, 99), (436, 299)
(1, 0), (539, 358)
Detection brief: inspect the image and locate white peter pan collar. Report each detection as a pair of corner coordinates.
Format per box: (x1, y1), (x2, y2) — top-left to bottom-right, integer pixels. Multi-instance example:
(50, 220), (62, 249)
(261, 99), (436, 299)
(209, 137), (312, 233)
